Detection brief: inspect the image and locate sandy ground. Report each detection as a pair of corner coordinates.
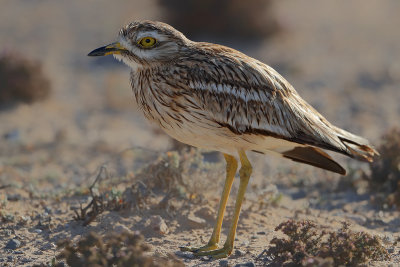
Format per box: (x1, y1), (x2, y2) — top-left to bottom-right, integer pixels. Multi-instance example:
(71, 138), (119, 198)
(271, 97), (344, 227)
(1, 1), (400, 266)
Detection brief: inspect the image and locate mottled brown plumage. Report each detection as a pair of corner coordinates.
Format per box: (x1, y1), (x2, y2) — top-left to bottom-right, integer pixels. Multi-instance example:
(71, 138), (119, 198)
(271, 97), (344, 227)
(88, 20), (378, 258)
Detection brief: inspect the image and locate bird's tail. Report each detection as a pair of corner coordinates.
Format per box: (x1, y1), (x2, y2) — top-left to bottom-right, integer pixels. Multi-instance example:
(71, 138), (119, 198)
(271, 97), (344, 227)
(334, 127), (379, 162)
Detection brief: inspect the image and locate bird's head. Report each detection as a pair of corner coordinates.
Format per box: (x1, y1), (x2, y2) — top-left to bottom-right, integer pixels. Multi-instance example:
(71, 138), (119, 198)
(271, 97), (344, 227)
(88, 20), (190, 69)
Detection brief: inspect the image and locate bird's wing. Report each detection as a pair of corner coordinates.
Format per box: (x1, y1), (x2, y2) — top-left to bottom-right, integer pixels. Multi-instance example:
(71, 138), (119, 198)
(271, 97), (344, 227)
(160, 45), (377, 165)
(173, 48), (349, 155)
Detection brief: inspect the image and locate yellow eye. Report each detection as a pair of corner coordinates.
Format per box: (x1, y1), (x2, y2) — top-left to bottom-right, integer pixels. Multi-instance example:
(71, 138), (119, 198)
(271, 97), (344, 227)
(138, 37), (157, 48)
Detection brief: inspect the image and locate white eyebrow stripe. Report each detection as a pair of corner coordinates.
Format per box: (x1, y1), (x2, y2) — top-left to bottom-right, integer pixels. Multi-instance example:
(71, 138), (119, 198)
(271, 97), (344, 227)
(136, 31), (168, 42)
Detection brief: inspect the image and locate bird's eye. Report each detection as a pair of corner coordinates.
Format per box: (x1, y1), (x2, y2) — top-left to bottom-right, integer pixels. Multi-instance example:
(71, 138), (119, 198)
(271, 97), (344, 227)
(138, 37), (157, 48)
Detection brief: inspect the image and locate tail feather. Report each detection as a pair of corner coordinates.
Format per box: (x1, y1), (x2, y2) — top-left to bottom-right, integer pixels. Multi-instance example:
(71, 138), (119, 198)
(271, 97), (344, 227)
(334, 127), (379, 162)
(282, 146), (346, 175)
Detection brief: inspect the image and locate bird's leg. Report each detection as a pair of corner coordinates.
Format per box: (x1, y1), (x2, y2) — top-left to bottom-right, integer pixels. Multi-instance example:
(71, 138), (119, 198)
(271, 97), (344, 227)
(195, 150), (252, 259)
(180, 154), (238, 253)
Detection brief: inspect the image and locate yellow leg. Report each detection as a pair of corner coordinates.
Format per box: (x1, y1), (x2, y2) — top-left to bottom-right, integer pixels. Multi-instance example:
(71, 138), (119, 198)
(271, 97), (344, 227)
(180, 153), (238, 253)
(195, 150), (252, 259)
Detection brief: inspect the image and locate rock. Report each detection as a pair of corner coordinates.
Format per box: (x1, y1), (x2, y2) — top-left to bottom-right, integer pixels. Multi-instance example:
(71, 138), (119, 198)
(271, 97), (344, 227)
(240, 240), (250, 246)
(145, 215), (169, 235)
(7, 194), (22, 201)
(113, 224), (132, 234)
(34, 229), (42, 234)
(7, 256), (14, 262)
(219, 259), (229, 266)
(19, 216), (30, 225)
(44, 206), (53, 214)
(194, 206), (216, 221)
(175, 250), (195, 259)
(187, 214), (207, 228)
(5, 239), (21, 250)
(256, 231), (266, 235)
(234, 261), (255, 267)
(234, 249), (246, 256)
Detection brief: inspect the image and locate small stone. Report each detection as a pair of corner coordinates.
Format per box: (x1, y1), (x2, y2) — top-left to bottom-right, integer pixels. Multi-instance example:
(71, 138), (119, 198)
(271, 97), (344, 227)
(256, 231), (266, 235)
(234, 261), (255, 267)
(7, 194), (22, 201)
(44, 206), (53, 214)
(5, 239), (21, 250)
(19, 216), (30, 225)
(234, 249), (246, 256)
(21, 257), (31, 263)
(145, 215), (169, 235)
(201, 256), (212, 261)
(175, 250), (195, 259)
(240, 240), (250, 246)
(34, 229), (42, 234)
(187, 214), (207, 228)
(219, 259), (229, 267)
(113, 224), (132, 234)
(250, 235), (258, 240)
(194, 206), (216, 221)
(7, 255), (14, 262)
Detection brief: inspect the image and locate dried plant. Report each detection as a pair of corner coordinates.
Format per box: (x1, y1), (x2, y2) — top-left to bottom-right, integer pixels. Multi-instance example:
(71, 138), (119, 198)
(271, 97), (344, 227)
(56, 231), (184, 267)
(364, 128), (400, 208)
(0, 51), (50, 107)
(263, 220), (389, 266)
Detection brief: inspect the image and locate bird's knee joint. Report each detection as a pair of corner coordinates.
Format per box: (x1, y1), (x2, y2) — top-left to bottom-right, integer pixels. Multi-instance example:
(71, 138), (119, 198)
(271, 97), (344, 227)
(239, 165), (252, 178)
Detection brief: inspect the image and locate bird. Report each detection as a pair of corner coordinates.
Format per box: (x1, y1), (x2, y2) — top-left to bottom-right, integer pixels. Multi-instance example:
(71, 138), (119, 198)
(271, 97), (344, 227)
(88, 20), (378, 259)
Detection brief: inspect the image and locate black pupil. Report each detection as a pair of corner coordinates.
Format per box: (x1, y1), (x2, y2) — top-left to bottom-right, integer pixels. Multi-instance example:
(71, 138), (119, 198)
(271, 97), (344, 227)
(145, 39), (151, 43)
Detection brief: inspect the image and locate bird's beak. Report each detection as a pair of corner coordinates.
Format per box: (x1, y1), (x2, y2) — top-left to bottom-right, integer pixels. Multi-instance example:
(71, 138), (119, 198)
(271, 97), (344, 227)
(87, 42), (127, 57)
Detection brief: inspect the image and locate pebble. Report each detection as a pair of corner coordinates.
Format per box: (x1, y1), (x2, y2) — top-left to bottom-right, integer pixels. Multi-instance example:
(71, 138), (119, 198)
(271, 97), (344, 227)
(256, 231), (266, 235)
(7, 194), (22, 201)
(234, 249), (246, 256)
(5, 239), (21, 250)
(240, 240), (250, 246)
(234, 261), (255, 267)
(175, 250), (195, 259)
(194, 206), (216, 221)
(145, 215), (169, 235)
(44, 206), (53, 214)
(7, 256), (14, 262)
(19, 216), (30, 225)
(219, 259), (229, 267)
(201, 256), (212, 261)
(34, 229), (43, 234)
(187, 214), (207, 228)
(113, 224), (132, 234)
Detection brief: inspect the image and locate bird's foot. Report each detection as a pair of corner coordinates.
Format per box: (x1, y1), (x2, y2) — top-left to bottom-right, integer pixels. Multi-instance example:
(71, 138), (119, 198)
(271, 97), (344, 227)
(193, 244), (233, 259)
(179, 242), (219, 253)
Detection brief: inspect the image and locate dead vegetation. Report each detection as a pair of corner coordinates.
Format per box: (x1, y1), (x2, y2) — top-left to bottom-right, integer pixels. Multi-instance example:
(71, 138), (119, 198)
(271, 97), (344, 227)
(73, 148), (216, 225)
(53, 231), (184, 267)
(158, 0), (280, 41)
(0, 52), (50, 108)
(262, 220), (389, 266)
(363, 128), (400, 209)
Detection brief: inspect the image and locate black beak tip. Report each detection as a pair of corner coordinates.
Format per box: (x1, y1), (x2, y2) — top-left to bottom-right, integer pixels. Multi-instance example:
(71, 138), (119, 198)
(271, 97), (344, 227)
(87, 46), (107, 57)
